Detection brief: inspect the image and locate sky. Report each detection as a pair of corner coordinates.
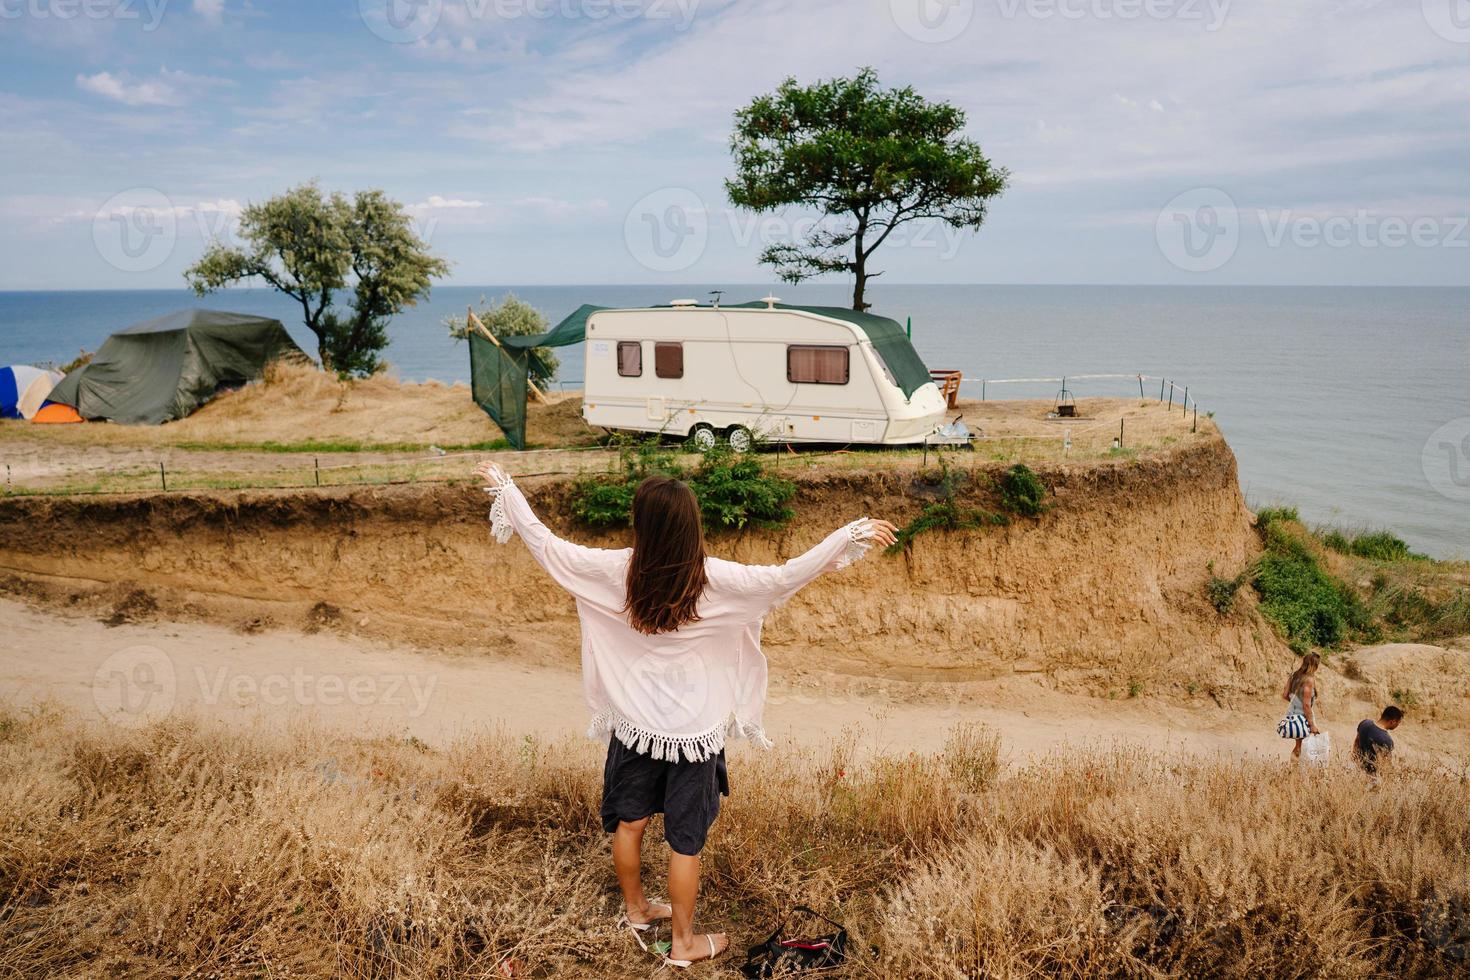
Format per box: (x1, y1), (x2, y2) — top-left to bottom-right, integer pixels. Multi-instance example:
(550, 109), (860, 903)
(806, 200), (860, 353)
(1, 0), (1467, 290)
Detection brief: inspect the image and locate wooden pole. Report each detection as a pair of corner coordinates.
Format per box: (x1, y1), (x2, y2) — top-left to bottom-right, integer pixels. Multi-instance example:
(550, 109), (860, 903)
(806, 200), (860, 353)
(1182, 386), (1188, 415)
(1159, 378), (1165, 401)
(159, 462), (167, 492)
(468, 307), (547, 404)
(1138, 375), (1145, 399)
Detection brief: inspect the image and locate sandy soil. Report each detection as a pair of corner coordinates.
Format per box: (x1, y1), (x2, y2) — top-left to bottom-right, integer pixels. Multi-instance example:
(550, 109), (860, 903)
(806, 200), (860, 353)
(6, 597), (1466, 769)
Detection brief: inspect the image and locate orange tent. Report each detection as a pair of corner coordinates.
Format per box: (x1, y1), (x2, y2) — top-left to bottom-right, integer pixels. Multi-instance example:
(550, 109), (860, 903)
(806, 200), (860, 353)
(31, 403), (83, 424)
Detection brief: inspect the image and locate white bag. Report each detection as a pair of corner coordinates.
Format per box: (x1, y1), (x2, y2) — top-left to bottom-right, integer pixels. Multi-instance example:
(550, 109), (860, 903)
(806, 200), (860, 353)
(1303, 731), (1332, 765)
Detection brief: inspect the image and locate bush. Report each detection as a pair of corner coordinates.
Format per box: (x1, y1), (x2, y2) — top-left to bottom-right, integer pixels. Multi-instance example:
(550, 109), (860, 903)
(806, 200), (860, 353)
(1346, 530), (1418, 562)
(1252, 525), (1371, 650)
(688, 445), (795, 530)
(998, 463), (1048, 517)
(1206, 570), (1249, 614)
(568, 438), (795, 530)
(1254, 506), (1300, 528)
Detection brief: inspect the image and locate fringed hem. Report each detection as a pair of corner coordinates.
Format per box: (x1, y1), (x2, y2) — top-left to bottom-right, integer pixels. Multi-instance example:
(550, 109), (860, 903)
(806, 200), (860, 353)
(586, 709), (774, 761)
(484, 483), (514, 544)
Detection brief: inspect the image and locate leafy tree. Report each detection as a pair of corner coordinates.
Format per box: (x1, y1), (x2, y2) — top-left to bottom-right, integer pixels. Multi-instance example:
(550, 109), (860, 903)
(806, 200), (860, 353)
(727, 68), (1008, 310)
(444, 293), (560, 385)
(184, 183), (449, 376)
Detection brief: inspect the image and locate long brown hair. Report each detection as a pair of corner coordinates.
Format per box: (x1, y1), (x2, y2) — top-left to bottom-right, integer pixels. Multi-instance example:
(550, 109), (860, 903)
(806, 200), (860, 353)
(1288, 652), (1321, 697)
(624, 477), (708, 635)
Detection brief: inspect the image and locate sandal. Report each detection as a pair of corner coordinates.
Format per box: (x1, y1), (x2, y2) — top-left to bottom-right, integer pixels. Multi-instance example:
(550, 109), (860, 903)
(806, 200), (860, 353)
(617, 900), (672, 952)
(662, 933), (725, 969)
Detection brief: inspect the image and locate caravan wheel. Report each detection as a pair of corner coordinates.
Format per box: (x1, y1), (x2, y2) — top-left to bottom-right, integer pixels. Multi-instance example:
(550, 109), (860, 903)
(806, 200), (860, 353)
(689, 424), (717, 453)
(726, 425), (754, 453)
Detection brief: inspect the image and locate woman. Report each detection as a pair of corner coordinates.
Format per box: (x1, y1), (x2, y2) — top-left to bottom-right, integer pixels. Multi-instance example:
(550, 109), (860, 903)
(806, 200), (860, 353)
(1278, 652), (1321, 759)
(475, 462), (896, 966)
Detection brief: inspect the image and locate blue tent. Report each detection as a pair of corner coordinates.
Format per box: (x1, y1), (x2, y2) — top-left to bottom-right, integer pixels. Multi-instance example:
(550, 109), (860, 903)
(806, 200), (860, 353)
(0, 365), (63, 420)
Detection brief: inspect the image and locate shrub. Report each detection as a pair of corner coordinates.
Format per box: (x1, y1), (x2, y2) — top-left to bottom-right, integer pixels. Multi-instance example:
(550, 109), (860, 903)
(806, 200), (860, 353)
(1252, 525), (1371, 650)
(688, 445), (796, 530)
(1206, 567), (1250, 614)
(1254, 506), (1300, 528)
(568, 437), (796, 530)
(1346, 530), (1418, 562)
(998, 463), (1048, 517)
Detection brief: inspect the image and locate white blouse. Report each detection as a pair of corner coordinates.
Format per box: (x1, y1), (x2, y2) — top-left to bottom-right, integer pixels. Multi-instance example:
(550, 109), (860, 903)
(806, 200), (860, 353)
(487, 477), (876, 762)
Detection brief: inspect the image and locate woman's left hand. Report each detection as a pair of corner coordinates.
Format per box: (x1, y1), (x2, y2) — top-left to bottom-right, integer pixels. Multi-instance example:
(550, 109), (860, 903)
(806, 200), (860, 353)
(475, 460), (510, 490)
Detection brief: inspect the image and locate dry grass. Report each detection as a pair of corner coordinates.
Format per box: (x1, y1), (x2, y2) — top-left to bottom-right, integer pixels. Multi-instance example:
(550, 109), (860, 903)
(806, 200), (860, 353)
(2, 706), (1467, 978)
(0, 361), (598, 452)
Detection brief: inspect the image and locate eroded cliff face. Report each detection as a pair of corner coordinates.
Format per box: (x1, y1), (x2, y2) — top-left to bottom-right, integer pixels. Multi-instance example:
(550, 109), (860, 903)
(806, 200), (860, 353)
(0, 433), (1288, 694)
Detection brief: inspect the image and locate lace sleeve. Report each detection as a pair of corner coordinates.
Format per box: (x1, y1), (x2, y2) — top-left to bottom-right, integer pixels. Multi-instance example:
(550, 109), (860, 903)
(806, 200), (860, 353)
(484, 478), (515, 544)
(836, 517), (878, 569)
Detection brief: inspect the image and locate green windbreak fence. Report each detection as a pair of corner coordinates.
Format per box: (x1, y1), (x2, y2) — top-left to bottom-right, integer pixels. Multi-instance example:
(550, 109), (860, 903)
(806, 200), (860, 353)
(469, 304), (605, 449)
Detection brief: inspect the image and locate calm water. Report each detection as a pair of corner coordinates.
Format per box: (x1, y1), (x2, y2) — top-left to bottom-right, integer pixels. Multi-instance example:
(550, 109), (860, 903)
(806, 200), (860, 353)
(2, 284), (1467, 559)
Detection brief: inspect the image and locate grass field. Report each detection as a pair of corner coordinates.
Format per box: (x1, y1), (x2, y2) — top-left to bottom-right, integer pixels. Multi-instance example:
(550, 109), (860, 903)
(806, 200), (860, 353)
(3, 704), (1467, 978)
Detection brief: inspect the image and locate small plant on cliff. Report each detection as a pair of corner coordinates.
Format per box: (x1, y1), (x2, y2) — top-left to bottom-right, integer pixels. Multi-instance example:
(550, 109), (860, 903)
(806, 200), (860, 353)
(997, 463), (1048, 517)
(1206, 563), (1252, 614)
(887, 458), (1006, 554)
(1253, 506), (1299, 529)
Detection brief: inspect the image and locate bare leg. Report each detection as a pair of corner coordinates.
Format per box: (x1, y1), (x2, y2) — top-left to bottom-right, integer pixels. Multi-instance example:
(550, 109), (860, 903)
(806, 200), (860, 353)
(612, 819), (670, 924)
(1292, 738), (1303, 759)
(668, 850), (728, 963)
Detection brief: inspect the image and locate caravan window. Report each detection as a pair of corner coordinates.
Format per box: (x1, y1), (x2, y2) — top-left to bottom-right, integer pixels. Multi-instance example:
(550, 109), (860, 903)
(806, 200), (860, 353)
(617, 341), (642, 377)
(786, 345), (849, 385)
(655, 342), (683, 379)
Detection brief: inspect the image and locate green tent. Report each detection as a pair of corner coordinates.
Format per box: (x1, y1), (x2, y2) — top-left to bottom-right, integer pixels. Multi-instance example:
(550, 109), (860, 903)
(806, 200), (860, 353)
(468, 301), (931, 450)
(48, 309), (305, 424)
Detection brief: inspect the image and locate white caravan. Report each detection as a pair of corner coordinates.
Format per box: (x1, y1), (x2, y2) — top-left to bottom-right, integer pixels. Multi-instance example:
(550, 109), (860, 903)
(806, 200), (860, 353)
(580, 300), (950, 450)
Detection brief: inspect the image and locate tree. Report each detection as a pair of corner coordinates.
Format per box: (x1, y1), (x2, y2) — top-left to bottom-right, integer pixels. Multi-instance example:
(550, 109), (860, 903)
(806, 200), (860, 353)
(444, 293), (560, 385)
(184, 183), (449, 376)
(727, 68), (1008, 311)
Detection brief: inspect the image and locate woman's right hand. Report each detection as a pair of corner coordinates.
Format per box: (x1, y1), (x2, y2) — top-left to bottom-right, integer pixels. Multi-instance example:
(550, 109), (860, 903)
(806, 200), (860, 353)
(859, 519), (899, 549)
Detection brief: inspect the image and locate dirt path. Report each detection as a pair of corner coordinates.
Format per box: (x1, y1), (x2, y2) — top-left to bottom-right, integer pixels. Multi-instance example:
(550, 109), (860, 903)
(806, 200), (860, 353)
(7, 597), (1462, 767)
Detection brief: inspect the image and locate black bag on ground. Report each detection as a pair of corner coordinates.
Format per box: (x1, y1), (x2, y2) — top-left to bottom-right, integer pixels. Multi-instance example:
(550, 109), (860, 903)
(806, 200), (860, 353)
(739, 905), (848, 978)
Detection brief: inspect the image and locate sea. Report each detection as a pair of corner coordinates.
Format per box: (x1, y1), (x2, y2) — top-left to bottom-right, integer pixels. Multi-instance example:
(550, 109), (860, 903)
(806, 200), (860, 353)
(2, 284), (1467, 560)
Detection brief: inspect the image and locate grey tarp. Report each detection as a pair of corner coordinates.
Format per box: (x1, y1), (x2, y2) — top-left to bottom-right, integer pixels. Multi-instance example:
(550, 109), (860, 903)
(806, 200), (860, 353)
(48, 309), (305, 424)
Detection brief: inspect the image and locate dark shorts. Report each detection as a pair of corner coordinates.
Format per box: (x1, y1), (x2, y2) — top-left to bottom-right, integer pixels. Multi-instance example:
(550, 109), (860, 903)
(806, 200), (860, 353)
(600, 737), (729, 856)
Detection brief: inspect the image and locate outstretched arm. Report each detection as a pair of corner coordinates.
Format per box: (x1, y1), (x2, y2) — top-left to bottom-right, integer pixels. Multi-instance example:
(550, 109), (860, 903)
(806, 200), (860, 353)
(476, 461), (618, 597)
(723, 517), (897, 617)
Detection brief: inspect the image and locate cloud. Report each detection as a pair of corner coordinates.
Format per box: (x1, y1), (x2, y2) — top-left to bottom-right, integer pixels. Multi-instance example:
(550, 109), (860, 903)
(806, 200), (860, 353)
(75, 70), (183, 107)
(74, 67), (230, 107)
(193, 0), (225, 23)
